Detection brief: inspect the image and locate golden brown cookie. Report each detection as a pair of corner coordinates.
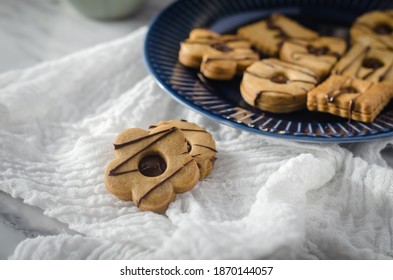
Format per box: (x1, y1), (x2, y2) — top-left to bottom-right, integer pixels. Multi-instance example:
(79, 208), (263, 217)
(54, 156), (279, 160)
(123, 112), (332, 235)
(105, 125), (200, 213)
(240, 59), (318, 113)
(200, 47), (259, 80)
(332, 44), (393, 83)
(350, 10), (393, 50)
(307, 75), (393, 122)
(178, 28), (259, 80)
(280, 37), (347, 80)
(150, 120), (217, 180)
(237, 13), (318, 56)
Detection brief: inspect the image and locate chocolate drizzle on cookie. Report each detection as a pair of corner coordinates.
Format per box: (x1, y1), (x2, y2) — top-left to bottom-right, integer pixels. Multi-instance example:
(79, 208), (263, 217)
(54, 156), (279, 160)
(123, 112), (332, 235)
(267, 17), (289, 39)
(263, 61), (318, 81)
(109, 127), (177, 176)
(292, 43), (340, 59)
(136, 159), (194, 207)
(204, 56), (257, 63)
(254, 90), (294, 107)
(114, 129), (169, 150)
(183, 37), (248, 47)
(356, 23), (393, 50)
(245, 70), (315, 85)
(379, 61), (393, 81)
(347, 83), (374, 122)
(290, 51), (339, 65)
(336, 46), (370, 75)
(325, 86), (358, 103)
(181, 128), (208, 133)
(193, 144), (218, 153)
(266, 14), (317, 49)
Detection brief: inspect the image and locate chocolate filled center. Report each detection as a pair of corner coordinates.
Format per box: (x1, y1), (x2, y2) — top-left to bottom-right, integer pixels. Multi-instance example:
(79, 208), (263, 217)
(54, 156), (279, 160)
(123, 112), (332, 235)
(307, 45), (329, 56)
(187, 141), (192, 153)
(210, 42), (232, 53)
(362, 57), (384, 69)
(271, 73), (289, 84)
(373, 23), (392, 35)
(139, 154), (167, 177)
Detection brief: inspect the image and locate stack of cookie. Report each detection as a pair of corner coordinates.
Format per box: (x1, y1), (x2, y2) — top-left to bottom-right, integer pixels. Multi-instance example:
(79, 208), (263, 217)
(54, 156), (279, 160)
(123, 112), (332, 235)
(105, 120), (217, 213)
(178, 11), (393, 123)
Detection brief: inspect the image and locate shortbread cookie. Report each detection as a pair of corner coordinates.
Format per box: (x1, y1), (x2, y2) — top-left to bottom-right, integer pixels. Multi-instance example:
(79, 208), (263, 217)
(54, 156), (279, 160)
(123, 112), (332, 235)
(179, 28), (259, 80)
(150, 120), (217, 180)
(237, 14), (318, 56)
(240, 59), (318, 113)
(105, 125), (200, 213)
(280, 37), (347, 80)
(350, 10), (393, 50)
(307, 75), (393, 122)
(332, 44), (393, 83)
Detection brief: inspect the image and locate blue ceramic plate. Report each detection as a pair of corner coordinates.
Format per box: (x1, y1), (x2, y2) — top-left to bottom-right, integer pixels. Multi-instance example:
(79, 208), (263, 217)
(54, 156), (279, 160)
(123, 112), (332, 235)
(144, 0), (393, 142)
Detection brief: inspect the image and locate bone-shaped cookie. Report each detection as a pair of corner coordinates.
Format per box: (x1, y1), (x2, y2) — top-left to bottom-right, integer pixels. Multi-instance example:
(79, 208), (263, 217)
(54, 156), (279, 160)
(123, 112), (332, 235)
(307, 74), (393, 123)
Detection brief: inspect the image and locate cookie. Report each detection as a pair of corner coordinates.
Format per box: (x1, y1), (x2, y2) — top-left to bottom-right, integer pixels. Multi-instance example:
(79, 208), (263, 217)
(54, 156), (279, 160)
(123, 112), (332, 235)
(150, 120), (217, 180)
(307, 74), (393, 122)
(350, 10), (393, 50)
(280, 37), (347, 80)
(105, 125), (200, 213)
(178, 28), (259, 80)
(240, 59), (318, 113)
(200, 47), (259, 80)
(332, 44), (393, 83)
(237, 13), (318, 56)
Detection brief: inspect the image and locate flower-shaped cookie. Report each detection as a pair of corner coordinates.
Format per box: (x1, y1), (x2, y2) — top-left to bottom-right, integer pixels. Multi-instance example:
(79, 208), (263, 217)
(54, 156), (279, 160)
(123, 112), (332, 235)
(350, 10), (393, 50)
(240, 59), (318, 113)
(105, 125), (200, 213)
(280, 37), (347, 80)
(149, 120), (217, 180)
(178, 28), (259, 80)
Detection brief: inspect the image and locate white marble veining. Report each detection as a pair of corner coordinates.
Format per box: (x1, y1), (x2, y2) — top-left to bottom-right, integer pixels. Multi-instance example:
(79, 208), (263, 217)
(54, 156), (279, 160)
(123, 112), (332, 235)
(0, 0), (174, 259)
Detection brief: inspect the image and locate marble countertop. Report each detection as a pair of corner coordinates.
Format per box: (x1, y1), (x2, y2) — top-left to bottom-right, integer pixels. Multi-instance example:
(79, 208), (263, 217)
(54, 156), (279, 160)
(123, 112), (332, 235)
(0, 0), (174, 259)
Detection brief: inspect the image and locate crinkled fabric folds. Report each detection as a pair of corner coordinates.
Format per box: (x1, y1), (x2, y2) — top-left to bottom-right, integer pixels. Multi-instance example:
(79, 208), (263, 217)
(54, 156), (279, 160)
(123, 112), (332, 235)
(1, 27), (393, 260)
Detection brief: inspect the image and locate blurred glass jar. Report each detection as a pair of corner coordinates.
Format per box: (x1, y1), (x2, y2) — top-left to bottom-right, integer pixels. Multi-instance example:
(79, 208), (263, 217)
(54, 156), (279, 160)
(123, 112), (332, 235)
(68, 0), (146, 20)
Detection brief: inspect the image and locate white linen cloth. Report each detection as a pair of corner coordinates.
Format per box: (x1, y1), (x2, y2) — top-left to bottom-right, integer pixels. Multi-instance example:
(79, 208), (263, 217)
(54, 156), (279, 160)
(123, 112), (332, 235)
(1, 27), (393, 259)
